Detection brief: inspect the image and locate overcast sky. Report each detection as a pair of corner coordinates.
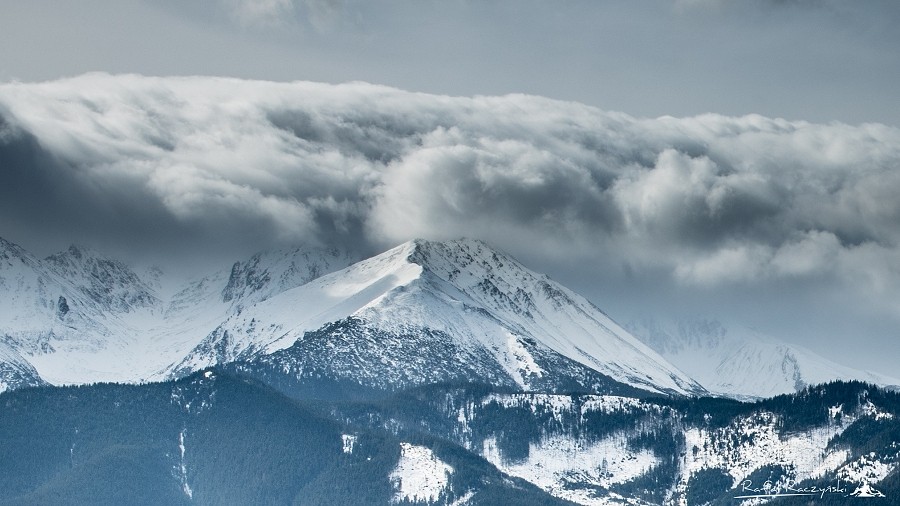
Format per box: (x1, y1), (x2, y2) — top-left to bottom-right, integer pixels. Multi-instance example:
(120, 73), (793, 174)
(1, 1), (899, 376)
(3, 0), (900, 126)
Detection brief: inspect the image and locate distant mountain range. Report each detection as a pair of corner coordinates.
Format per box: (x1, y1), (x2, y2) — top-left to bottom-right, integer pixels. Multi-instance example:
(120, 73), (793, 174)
(0, 235), (705, 396)
(626, 317), (900, 399)
(1, 235), (897, 400)
(2, 235), (900, 505)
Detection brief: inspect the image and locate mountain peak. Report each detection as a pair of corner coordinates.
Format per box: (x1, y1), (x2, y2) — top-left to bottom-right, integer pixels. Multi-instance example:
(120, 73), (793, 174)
(220, 244), (358, 306)
(45, 242), (107, 263)
(171, 237), (703, 395)
(0, 237), (44, 275)
(44, 243), (109, 269)
(65, 244), (84, 260)
(0, 236), (32, 260)
(2, 236), (702, 396)
(0, 235), (20, 251)
(43, 243), (159, 313)
(405, 237), (519, 280)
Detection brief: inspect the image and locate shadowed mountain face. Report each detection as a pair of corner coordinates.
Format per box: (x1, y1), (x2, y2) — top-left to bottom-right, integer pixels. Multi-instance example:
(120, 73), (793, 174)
(0, 370), (576, 506)
(1, 371), (897, 506)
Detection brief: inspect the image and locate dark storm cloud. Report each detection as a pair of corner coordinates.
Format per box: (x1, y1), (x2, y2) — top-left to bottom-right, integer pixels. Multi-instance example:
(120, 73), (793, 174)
(0, 110), (183, 257)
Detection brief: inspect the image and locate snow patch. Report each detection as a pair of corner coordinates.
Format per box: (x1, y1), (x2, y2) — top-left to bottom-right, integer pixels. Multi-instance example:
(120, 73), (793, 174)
(390, 442), (453, 504)
(828, 404), (843, 419)
(506, 333), (543, 379)
(482, 433), (657, 506)
(448, 490), (475, 506)
(838, 452), (895, 487)
(861, 400), (894, 421)
(178, 429), (192, 499)
(675, 411), (852, 506)
(341, 434), (357, 454)
(810, 449), (850, 480)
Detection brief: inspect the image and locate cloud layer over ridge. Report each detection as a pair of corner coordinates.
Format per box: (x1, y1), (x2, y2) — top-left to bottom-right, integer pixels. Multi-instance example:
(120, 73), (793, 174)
(1, 74), (899, 370)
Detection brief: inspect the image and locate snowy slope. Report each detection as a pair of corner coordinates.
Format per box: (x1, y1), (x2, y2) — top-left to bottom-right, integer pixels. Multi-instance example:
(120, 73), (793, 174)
(219, 246), (357, 309)
(43, 245), (160, 313)
(338, 383), (900, 506)
(0, 340), (46, 392)
(0, 238), (193, 383)
(145, 245), (360, 376)
(0, 237), (133, 382)
(626, 317), (900, 399)
(390, 442), (454, 504)
(173, 239), (704, 396)
(0, 236), (357, 386)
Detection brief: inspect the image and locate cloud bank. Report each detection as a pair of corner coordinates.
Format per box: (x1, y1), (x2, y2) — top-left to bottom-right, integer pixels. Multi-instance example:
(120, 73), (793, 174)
(2, 74), (900, 329)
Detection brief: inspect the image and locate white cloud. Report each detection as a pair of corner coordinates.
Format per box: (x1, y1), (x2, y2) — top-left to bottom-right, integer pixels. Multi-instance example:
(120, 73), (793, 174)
(217, 0), (344, 30)
(770, 230), (841, 277)
(222, 0), (295, 27)
(2, 73), (900, 305)
(674, 243), (771, 285)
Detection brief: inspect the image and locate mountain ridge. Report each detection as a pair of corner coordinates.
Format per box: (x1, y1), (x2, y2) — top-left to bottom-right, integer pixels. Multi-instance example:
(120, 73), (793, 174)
(171, 238), (704, 396)
(0, 236), (702, 396)
(626, 316), (900, 399)
(1, 234), (896, 400)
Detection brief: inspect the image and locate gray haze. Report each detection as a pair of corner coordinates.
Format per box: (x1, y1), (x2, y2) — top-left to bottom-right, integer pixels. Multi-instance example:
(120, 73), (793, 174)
(0, 2), (899, 377)
(1, 1), (899, 126)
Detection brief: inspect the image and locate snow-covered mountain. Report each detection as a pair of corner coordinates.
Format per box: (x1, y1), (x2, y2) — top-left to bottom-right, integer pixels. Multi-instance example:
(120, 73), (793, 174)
(626, 317), (900, 399)
(43, 244), (160, 313)
(0, 235), (703, 396)
(0, 236), (359, 386)
(0, 237), (125, 365)
(173, 238), (704, 396)
(3, 235), (900, 505)
(0, 340), (45, 392)
(5, 233), (895, 400)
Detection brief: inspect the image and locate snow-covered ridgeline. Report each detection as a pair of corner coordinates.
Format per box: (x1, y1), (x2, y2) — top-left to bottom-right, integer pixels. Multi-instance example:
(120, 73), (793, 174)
(3, 233), (893, 401)
(169, 238), (705, 396)
(407, 239), (703, 395)
(627, 317), (900, 399)
(0, 236), (359, 386)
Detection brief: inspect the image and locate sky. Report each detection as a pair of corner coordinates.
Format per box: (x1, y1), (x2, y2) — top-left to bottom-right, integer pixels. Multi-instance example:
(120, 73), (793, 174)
(1, 1), (899, 376)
